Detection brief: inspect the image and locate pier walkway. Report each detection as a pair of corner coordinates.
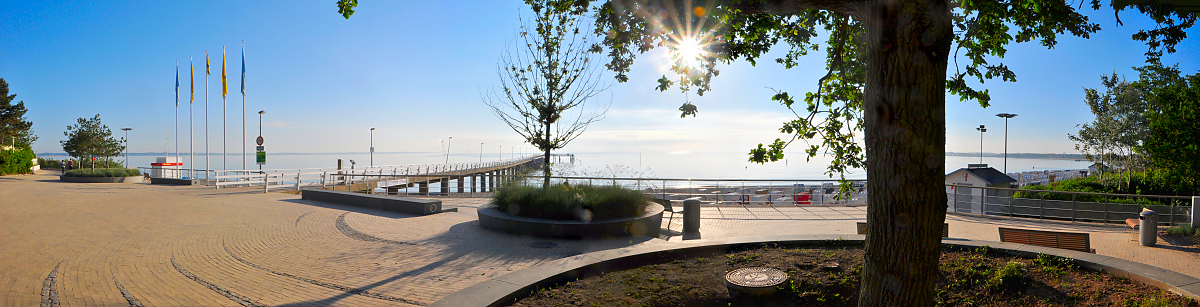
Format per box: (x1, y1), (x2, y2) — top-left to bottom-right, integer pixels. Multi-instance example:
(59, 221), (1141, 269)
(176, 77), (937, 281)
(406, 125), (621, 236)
(3, 171), (1200, 306)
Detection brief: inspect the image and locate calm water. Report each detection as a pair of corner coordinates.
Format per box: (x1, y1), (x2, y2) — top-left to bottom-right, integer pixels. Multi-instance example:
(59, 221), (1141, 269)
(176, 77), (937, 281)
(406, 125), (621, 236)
(40, 151), (1091, 179)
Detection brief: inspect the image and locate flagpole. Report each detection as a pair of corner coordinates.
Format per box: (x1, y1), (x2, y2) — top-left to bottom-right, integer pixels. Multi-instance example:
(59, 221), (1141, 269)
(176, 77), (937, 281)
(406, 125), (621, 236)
(241, 41), (246, 171)
(222, 46), (227, 172)
(175, 60), (179, 177)
(205, 51), (209, 182)
(190, 56), (194, 179)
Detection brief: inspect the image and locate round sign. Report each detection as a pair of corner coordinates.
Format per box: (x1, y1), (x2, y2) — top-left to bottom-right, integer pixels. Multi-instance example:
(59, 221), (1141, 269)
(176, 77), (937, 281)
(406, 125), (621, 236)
(256, 136), (264, 146)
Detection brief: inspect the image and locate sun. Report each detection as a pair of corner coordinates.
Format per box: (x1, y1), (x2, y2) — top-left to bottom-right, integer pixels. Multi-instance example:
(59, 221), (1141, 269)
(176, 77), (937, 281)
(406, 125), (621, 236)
(674, 37), (706, 69)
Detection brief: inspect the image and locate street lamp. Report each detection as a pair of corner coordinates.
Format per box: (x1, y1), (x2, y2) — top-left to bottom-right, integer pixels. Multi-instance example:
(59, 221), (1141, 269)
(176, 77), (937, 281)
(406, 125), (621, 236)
(370, 127), (375, 167)
(996, 113), (1018, 173)
(257, 110), (265, 170)
(121, 128), (132, 168)
(479, 142), (483, 163)
(975, 125), (987, 164)
(446, 136), (452, 164)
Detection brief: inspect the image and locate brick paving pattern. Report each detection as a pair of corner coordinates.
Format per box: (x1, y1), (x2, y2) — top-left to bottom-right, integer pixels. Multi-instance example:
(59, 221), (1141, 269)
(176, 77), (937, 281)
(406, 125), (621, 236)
(2, 171), (1199, 306)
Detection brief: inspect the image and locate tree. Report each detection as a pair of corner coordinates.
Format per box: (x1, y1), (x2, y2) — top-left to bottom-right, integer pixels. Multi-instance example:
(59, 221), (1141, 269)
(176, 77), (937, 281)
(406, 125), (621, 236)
(1136, 62), (1200, 193)
(1069, 72), (1148, 184)
(0, 78), (37, 149)
(338, 1), (1192, 305)
(483, 0), (610, 189)
(61, 114), (124, 171)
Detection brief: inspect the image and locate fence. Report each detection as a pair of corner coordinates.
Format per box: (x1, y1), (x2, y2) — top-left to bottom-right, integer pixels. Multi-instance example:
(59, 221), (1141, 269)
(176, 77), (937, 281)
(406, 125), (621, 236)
(508, 176), (869, 206)
(947, 184), (1194, 226)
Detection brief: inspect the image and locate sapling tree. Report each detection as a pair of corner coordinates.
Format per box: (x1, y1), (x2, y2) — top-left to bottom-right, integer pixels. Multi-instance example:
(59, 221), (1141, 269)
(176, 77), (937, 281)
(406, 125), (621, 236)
(483, 0), (611, 189)
(61, 114), (124, 171)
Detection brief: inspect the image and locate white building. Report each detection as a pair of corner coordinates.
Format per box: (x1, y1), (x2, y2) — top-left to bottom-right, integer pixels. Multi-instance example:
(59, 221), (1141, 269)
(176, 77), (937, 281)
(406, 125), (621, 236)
(946, 164), (1017, 214)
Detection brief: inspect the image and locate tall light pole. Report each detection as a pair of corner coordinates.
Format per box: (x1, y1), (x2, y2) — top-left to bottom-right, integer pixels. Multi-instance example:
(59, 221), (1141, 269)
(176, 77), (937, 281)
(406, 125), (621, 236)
(975, 125), (987, 164)
(370, 127), (375, 167)
(121, 128), (132, 168)
(446, 136), (452, 164)
(996, 113), (1018, 173)
(479, 142), (483, 163)
(257, 110), (264, 170)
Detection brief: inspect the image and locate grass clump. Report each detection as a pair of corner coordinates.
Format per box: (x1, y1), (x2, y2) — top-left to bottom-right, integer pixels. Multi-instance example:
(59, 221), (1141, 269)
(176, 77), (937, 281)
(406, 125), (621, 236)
(987, 261), (1026, 291)
(64, 168), (141, 177)
(493, 183), (649, 221)
(1164, 224), (1200, 236)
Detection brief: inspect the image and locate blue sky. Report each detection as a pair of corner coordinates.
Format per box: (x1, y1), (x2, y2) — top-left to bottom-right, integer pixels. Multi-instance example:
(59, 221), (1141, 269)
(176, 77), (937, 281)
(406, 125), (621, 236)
(2, 1), (1197, 168)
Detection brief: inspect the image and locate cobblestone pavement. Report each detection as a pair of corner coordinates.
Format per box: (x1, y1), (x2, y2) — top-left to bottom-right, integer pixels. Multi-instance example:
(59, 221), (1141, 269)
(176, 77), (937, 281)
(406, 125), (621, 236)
(2, 171), (1198, 306)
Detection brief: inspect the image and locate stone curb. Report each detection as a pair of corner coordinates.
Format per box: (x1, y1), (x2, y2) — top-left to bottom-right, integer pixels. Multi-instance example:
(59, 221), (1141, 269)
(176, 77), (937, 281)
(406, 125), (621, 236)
(477, 203), (664, 239)
(59, 175), (144, 183)
(430, 234), (1200, 307)
(300, 189), (441, 215)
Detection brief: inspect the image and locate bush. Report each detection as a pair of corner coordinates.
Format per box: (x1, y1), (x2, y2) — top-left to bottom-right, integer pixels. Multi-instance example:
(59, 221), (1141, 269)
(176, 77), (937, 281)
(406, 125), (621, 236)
(1164, 224), (1200, 236)
(38, 158), (63, 169)
(1014, 169), (1194, 205)
(64, 168), (141, 177)
(0, 147), (36, 175)
(987, 261), (1025, 291)
(493, 183), (649, 221)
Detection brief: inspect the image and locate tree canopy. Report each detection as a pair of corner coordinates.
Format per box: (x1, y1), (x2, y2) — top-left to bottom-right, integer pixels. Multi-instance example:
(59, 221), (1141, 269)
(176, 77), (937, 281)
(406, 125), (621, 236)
(0, 78), (36, 149)
(61, 114), (124, 171)
(1136, 62), (1200, 191)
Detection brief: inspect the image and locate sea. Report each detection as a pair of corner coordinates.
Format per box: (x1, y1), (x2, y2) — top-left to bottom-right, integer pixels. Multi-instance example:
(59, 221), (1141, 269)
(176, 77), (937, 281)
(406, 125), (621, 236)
(38, 151), (1092, 180)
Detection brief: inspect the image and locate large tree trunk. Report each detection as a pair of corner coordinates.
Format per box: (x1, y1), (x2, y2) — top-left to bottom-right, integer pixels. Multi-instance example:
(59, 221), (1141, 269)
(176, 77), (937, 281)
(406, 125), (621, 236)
(858, 0), (952, 305)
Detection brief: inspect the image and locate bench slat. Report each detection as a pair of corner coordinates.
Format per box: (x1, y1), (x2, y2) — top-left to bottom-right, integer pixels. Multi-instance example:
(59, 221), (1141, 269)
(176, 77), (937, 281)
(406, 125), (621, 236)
(997, 227), (1093, 253)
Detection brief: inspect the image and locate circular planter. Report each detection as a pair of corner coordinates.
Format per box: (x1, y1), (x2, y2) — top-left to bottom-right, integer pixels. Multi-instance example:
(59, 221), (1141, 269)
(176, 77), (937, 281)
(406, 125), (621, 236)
(478, 203), (663, 239)
(60, 175), (144, 183)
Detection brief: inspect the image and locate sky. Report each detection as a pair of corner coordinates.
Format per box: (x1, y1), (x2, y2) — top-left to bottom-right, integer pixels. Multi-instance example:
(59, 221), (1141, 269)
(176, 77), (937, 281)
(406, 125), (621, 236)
(2, 1), (1197, 171)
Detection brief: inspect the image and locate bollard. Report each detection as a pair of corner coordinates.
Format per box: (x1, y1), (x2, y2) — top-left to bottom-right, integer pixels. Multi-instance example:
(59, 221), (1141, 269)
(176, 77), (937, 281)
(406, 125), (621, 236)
(683, 198), (701, 240)
(1192, 196), (1199, 226)
(1141, 209), (1158, 247)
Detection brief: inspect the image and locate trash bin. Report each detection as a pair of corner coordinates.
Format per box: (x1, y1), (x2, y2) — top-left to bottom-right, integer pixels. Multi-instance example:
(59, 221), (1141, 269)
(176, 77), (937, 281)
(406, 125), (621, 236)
(683, 198), (701, 239)
(1140, 209), (1158, 247)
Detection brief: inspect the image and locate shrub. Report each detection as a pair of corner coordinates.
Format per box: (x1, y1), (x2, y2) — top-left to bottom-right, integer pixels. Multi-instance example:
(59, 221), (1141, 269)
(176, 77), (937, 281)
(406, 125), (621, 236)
(987, 261), (1025, 291)
(38, 158), (63, 169)
(1164, 224), (1200, 236)
(1014, 169), (1194, 206)
(0, 147), (36, 175)
(64, 168), (141, 177)
(493, 183), (649, 221)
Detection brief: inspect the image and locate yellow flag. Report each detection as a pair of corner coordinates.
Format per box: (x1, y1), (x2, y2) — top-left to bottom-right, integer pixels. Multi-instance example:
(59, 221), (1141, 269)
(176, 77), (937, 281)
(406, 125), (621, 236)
(190, 58), (195, 102)
(206, 52), (210, 75)
(222, 47), (227, 97)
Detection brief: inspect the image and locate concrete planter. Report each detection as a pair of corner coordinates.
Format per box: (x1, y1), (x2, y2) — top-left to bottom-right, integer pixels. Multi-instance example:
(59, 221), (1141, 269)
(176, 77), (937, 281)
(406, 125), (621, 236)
(59, 175), (144, 183)
(478, 203), (663, 239)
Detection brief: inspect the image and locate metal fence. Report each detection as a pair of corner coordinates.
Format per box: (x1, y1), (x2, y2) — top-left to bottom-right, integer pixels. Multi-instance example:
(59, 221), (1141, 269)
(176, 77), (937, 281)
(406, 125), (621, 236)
(511, 176), (869, 206)
(947, 184), (1194, 226)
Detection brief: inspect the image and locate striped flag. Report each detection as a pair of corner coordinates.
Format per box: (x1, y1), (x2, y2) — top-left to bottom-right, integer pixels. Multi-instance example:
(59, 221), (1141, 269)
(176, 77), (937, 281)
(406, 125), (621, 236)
(221, 47), (227, 98)
(190, 57), (195, 102)
(240, 42), (245, 95)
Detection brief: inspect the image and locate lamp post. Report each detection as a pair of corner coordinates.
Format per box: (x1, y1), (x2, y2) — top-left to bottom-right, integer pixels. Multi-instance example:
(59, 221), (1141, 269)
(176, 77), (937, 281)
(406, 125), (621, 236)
(446, 136), (452, 164)
(975, 125), (987, 164)
(370, 127), (375, 167)
(121, 128), (132, 168)
(257, 110), (264, 170)
(479, 142), (483, 163)
(995, 113), (1018, 173)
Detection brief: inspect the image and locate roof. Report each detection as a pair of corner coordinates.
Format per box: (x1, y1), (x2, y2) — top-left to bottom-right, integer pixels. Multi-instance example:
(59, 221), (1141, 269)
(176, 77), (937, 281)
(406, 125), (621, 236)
(947, 167), (1017, 185)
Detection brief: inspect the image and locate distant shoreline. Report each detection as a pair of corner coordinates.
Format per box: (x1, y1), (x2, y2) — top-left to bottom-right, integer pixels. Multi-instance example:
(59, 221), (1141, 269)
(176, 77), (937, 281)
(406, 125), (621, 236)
(944, 152), (1084, 160)
(37, 151), (1087, 160)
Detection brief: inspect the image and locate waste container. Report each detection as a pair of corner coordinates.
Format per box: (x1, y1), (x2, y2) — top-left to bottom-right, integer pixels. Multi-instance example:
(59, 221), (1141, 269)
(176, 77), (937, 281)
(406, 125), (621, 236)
(683, 198), (701, 239)
(1140, 209), (1158, 247)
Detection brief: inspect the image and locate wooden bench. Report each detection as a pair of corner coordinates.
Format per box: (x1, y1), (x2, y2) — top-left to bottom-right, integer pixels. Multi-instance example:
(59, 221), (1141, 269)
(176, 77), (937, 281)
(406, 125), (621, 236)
(857, 222), (949, 237)
(1125, 218), (1140, 229)
(998, 227), (1095, 253)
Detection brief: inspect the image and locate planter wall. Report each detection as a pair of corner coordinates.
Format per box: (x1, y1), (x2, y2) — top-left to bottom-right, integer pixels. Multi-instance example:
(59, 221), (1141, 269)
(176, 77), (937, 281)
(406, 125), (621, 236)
(478, 203), (663, 239)
(59, 175), (144, 183)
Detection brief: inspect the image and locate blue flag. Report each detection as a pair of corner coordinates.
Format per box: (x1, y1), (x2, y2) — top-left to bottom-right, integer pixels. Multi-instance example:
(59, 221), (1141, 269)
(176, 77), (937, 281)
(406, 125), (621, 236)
(175, 61), (179, 106)
(241, 42), (245, 95)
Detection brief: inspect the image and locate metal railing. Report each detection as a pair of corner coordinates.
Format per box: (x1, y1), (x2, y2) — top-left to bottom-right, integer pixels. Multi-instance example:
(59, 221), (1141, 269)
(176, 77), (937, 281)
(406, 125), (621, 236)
(505, 176), (870, 206)
(947, 184), (1194, 226)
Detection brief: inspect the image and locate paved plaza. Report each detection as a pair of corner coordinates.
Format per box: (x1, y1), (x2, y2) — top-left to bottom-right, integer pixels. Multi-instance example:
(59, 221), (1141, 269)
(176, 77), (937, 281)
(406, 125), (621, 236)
(2, 171), (1199, 306)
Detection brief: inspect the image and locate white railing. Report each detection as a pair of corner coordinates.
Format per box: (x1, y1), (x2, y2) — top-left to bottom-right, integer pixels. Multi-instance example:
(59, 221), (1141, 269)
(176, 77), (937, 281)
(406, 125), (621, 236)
(197, 155), (542, 193)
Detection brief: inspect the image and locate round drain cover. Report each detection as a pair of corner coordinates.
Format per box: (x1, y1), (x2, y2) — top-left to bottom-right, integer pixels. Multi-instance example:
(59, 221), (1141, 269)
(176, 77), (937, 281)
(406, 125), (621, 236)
(528, 241), (558, 248)
(726, 267), (787, 296)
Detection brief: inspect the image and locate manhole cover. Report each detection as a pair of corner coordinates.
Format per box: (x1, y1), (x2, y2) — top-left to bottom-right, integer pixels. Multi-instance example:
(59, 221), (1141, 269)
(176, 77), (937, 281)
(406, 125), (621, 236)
(726, 267), (788, 296)
(528, 241), (558, 248)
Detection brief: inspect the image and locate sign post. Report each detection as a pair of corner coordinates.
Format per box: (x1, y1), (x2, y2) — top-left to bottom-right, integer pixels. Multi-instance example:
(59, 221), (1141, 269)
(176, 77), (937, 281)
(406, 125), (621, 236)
(256, 136), (265, 169)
